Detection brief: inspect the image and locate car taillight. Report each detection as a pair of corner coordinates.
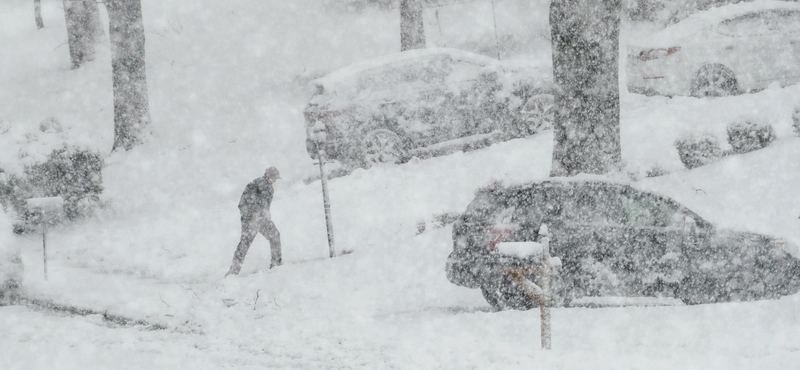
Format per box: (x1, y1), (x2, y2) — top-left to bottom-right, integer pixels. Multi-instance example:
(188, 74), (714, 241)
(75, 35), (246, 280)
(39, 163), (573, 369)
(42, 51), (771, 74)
(638, 46), (681, 61)
(773, 239), (789, 253)
(484, 225), (517, 249)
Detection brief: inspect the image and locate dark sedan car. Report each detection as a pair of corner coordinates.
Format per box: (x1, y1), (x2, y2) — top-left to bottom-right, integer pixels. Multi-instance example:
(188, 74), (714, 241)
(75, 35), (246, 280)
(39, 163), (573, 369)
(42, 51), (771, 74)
(446, 179), (800, 310)
(304, 48), (553, 169)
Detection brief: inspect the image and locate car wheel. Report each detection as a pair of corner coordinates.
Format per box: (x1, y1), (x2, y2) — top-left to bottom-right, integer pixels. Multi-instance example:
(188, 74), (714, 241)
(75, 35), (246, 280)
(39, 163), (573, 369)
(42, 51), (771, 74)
(515, 94), (554, 137)
(481, 286), (505, 311)
(480, 276), (537, 311)
(361, 129), (406, 167)
(690, 64), (738, 98)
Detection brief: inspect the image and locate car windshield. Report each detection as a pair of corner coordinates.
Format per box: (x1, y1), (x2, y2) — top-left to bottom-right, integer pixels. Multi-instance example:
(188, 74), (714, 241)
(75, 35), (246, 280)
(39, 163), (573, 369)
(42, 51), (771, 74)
(619, 192), (683, 228)
(352, 55), (452, 95)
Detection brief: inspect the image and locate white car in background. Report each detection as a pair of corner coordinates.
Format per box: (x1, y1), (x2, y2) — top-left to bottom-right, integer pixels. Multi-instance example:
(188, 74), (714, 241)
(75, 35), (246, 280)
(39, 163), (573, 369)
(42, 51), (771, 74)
(627, 1), (800, 97)
(304, 48), (554, 169)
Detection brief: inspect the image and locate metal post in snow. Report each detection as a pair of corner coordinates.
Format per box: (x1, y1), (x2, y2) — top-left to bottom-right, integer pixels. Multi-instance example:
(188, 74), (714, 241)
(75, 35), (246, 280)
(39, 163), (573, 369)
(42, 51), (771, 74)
(317, 149), (336, 258)
(538, 224), (551, 350)
(26, 196), (63, 281)
(312, 121), (336, 258)
(491, 0), (501, 60)
(502, 223), (556, 350)
(43, 223), (48, 281)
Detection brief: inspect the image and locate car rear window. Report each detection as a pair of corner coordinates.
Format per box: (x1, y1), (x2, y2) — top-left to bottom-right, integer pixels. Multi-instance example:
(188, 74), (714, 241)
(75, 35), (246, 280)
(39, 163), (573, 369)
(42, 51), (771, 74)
(464, 186), (564, 226)
(511, 187), (563, 225)
(562, 186), (627, 226)
(464, 190), (509, 224)
(350, 55), (452, 94)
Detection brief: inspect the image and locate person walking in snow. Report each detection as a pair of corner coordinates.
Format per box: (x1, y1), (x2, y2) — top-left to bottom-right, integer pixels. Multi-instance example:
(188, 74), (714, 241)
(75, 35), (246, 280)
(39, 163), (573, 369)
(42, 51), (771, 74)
(226, 166), (282, 276)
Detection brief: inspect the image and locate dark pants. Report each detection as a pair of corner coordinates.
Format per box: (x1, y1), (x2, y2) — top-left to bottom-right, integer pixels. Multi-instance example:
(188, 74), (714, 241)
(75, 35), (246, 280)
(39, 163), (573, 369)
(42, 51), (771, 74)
(228, 212), (281, 275)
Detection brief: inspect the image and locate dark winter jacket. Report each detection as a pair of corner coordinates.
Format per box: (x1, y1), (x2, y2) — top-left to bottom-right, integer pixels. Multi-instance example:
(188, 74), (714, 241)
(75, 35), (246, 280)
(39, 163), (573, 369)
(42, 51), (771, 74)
(238, 176), (274, 217)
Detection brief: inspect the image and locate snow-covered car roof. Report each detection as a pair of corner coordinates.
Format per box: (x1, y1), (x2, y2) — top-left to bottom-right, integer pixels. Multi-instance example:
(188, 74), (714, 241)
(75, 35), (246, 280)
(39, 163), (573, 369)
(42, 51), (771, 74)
(633, 1), (800, 47)
(312, 48), (503, 92)
(480, 174), (633, 194)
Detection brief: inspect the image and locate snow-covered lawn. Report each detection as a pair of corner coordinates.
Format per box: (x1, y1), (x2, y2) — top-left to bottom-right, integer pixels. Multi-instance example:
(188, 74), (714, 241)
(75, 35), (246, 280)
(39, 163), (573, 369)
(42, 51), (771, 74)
(6, 265), (800, 370)
(2, 0), (800, 368)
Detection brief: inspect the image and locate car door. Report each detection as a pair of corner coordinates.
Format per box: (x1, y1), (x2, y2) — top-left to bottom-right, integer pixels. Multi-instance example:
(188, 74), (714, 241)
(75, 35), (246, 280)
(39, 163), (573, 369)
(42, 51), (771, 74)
(356, 56), (451, 140)
(556, 185), (630, 298)
(444, 59), (498, 138)
(715, 10), (792, 87)
(675, 213), (722, 304)
(394, 55), (454, 143)
(769, 9), (800, 86)
(617, 189), (687, 298)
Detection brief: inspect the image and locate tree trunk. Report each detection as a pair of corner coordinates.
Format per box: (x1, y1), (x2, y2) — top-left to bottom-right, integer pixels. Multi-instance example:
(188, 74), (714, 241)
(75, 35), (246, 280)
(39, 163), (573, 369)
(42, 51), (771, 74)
(107, 0), (151, 152)
(88, 0), (105, 38)
(35, 0), (44, 29)
(549, 0), (622, 177)
(63, 0), (102, 68)
(400, 0), (425, 51)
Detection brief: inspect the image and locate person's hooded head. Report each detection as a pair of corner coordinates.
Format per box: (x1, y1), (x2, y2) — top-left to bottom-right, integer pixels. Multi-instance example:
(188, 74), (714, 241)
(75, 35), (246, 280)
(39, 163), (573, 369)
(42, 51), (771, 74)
(264, 166), (281, 182)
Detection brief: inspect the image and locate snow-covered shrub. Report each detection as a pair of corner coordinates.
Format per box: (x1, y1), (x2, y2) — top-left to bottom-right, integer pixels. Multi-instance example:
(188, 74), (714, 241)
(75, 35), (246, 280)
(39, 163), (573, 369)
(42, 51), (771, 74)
(792, 107), (800, 137)
(0, 120), (103, 230)
(39, 117), (63, 134)
(646, 164), (668, 178)
(726, 119), (776, 155)
(0, 207), (22, 305)
(674, 132), (722, 170)
(1, 148), (103, 226)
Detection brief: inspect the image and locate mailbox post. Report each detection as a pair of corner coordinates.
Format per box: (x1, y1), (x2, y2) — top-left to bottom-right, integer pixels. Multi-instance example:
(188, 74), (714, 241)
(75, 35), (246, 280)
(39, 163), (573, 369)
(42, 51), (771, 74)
(311, 121), (336, 258)
(26, 196), (64, 280)
(499, 224), (560, 350)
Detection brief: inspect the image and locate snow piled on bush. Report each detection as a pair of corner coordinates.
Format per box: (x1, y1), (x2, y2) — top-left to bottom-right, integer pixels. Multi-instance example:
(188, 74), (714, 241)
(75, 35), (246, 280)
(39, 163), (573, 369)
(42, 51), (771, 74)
(0, 117), (98, 176)
(0, 207), (22, 290)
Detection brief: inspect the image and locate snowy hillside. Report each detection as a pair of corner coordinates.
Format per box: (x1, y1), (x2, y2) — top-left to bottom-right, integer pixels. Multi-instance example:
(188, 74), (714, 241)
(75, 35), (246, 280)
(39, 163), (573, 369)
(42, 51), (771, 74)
(2, 0), (800, 369)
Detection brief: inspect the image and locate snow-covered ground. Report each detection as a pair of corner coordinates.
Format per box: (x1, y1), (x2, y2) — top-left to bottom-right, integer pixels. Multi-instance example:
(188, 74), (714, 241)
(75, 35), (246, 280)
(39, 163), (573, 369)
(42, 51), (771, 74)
(2, 0), (800, 368)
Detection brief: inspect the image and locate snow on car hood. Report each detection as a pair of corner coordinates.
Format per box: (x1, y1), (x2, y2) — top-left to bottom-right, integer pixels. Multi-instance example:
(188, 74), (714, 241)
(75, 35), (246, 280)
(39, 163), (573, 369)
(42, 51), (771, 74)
(631, 0), (800, 47)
